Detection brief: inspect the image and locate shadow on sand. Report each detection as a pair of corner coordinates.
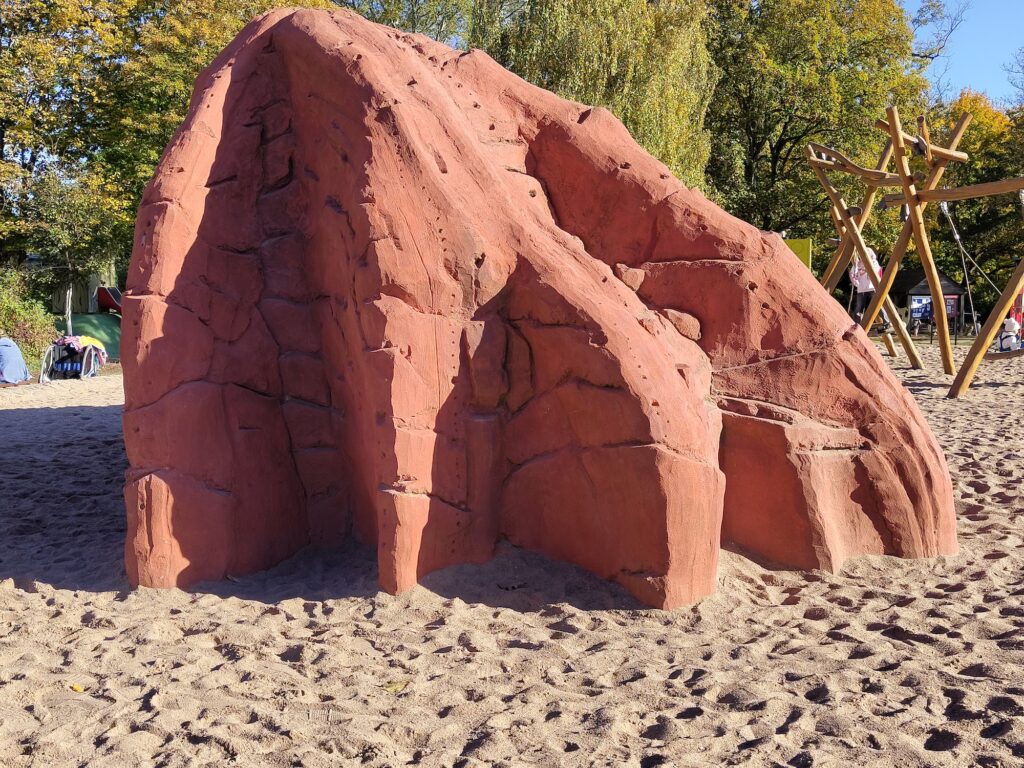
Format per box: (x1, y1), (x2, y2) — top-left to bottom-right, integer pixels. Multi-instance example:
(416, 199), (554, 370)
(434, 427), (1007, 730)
(0, 401), (641, 612)
(0, 404), (129, 593)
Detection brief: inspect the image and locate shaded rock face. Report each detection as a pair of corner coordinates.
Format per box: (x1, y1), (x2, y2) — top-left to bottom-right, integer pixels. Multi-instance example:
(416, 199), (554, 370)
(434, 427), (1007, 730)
(122, 8), (956, 608)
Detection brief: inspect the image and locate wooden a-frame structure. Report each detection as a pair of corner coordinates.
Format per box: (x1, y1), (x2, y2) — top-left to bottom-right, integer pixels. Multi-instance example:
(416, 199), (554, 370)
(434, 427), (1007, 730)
(808, 107), (1024, 398)
(806, 138), (923, 369)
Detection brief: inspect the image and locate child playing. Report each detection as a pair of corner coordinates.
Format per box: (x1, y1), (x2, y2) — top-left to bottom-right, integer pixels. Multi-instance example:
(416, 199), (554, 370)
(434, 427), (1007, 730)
(998, 312), (1021, 352)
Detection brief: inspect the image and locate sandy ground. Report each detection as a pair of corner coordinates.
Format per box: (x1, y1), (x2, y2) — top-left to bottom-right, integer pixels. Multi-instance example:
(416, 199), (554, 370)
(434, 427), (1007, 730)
(0, 344), (1022, 768)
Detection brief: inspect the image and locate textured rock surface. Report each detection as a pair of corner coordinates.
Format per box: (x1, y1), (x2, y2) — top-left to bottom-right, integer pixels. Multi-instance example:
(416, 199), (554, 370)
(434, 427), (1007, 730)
(123, 8), (956, 608)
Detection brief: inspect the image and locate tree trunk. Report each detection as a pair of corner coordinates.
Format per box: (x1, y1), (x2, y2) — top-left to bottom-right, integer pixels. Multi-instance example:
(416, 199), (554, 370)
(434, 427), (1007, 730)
(65, 284), (73, 337)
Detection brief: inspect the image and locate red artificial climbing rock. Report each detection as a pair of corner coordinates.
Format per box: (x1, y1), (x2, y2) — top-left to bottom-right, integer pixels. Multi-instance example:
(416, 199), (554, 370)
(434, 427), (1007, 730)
(122, 8), (956, 608)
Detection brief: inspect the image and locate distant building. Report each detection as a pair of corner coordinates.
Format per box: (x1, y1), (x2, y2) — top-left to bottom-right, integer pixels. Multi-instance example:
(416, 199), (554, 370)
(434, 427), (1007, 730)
(888, 266), (966, 328)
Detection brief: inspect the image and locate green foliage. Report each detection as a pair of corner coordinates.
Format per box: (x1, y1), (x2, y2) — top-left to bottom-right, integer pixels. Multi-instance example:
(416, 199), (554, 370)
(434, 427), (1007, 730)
(23, 168), (128, 295)
(0, 1), (131, 167)
(924, 91), (1024, 314)
(470, 0), (717, 188)
(703, 0), (928, 246)
(0, 1), (137, 264)
(92, 1), (337, 245)
(341, 0), (471, 41)
(0, 268), (57, 365)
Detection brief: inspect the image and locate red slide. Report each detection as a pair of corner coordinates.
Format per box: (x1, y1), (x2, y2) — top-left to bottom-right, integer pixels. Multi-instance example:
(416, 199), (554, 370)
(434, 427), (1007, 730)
(97, 286), (122, 314)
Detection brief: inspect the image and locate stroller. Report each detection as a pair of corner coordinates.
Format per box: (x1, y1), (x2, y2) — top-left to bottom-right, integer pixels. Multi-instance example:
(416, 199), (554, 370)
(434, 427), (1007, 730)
(39, 336), (106, 383)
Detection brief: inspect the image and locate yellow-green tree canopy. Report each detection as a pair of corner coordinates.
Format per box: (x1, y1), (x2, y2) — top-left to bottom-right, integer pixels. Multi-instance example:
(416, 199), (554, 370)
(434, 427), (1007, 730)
(703, 0), (929, 242)
(470, 0), (717, 188)
(926, 91), (1024, 309)
(0, 1), (137, 261)
(2, 0), (717, 277)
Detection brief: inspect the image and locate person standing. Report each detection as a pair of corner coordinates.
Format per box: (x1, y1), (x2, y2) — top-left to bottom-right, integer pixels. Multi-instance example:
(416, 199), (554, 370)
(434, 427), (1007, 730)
(849, 248), (889, 330)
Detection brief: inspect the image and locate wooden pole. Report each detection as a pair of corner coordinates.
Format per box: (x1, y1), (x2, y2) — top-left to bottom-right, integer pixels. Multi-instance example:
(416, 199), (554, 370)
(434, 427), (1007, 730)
(822, 208), (854, 291)
(885, 106), (956, 375)
(917, 115), (934, 165)
(917, 177), (1024, 203)
(806, 143), (903, 185)
(948, 258), (1024, 398)
(807, 149), (923, 368)
(860, 113), (973, 331)
(882, 294), (923, 368)
(881, 330), (898, 358)
(875, 118), (969, 163)
(819, 141), (895, 292)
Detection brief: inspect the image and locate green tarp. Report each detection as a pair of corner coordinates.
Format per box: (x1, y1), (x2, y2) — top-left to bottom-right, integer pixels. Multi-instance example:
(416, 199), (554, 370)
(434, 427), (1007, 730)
(56, 313), (121, 361)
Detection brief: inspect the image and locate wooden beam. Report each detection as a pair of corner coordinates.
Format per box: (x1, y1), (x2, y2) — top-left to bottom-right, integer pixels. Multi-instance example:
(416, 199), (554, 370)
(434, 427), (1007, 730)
(885, 106), (955, 375)
(860, 113), (973, 331)
(984, 349), (1024, 361)
(807, 157), (840, 170)
(821, 213), (854, 290)
(949, 258), (1024, 398)
(807, 143), (903, 185)
(882, 331), (898, 357)
(879, 191), (907, 207)
(819, 141), (895, 291)
(875, 118), (969, 164)
(807, 147), (922, 368)
(917, 177), (1024, 203)
(917, 115), (933, 165)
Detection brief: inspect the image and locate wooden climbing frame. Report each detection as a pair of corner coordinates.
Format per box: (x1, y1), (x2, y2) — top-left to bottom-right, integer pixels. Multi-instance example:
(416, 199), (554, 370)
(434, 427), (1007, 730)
(807, 108), (1024, 398)
(806, 141), (923, 369)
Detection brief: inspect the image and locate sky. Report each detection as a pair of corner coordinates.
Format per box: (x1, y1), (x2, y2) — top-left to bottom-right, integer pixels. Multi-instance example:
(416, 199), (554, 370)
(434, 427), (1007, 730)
(903, 0), (1024, 104)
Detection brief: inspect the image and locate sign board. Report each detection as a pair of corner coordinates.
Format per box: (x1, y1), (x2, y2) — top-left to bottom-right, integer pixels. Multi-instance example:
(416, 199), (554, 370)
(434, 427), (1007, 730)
(910, 295), (931, 320)
(909, 295), (960, 321)
(784, 239), (813, 271)
(944, 295), (959, 319)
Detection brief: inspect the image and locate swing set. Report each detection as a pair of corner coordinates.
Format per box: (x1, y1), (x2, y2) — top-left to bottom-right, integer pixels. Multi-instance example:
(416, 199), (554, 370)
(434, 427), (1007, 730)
(807, 106), (1024, 398)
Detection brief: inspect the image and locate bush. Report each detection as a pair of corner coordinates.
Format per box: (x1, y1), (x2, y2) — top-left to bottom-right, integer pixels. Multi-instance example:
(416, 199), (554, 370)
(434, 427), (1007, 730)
(0, 268), (58, 368)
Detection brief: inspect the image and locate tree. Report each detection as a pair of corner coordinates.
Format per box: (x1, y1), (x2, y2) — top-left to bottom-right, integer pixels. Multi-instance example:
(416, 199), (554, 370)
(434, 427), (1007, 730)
(0, 0), (137, 265)
(469, 0), (718, 188)
(344, 0), (471, 42)
(908, 0), (967, 64)
(703, 0), (929, 249)
(22, 168), (127, 331)
(927, 91), (1024, 314)
(1008, 46), (1024, 105)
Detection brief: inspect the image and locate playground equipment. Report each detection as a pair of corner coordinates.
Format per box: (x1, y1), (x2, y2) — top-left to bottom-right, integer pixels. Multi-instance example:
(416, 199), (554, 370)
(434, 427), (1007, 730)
(97, 286), (122, 314)
(808, 107), (1024, 398)
(121, 8), (956, 608)
(806, 138), (923, 368)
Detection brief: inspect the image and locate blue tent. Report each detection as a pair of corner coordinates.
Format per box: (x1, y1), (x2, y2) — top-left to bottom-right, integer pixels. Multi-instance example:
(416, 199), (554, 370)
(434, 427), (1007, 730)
(0, 338), (30, 384)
